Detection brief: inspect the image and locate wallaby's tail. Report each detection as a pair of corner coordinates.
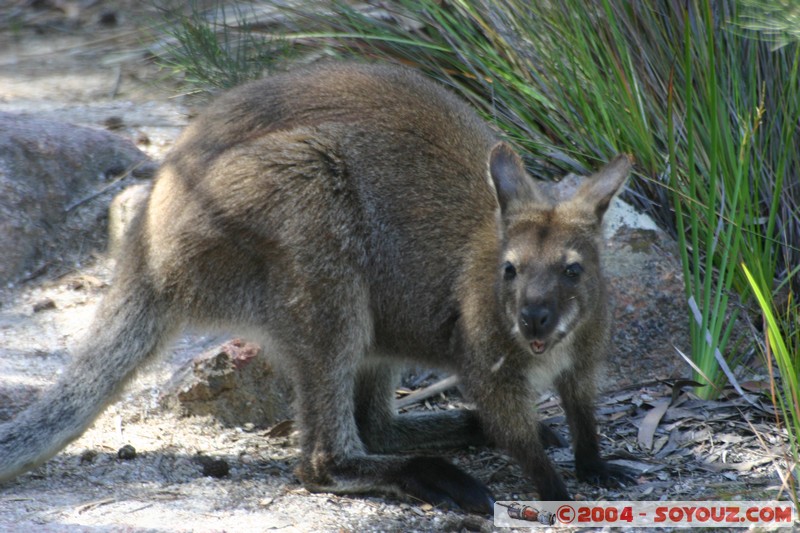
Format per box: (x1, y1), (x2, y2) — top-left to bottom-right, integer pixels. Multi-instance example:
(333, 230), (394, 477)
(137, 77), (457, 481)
(0, 276), (173, 483)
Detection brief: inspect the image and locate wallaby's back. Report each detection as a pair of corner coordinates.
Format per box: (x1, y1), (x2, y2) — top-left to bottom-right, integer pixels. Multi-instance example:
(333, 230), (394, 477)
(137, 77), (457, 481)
(172, 63), (496, 180)
(148, 63), (501, 361)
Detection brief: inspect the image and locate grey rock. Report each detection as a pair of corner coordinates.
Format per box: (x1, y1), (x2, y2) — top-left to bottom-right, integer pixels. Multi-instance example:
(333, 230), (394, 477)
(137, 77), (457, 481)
(0, 111), (154, 285)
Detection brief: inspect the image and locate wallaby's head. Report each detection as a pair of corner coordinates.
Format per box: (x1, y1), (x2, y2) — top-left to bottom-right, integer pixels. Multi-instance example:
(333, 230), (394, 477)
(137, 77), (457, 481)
(489, 143), (632, 355)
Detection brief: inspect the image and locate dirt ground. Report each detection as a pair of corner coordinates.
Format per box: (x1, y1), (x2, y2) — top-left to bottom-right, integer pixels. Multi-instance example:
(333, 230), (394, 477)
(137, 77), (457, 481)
(0, 2), (793, 532)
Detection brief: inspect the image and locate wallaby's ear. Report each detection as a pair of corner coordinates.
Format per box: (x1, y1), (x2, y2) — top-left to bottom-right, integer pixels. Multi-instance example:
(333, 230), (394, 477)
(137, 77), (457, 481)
(489, 142), (543, 215)
(573, 153), (633, 222)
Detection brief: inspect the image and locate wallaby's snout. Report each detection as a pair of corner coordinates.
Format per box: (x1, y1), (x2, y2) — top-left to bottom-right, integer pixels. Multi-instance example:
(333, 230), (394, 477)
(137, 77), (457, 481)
(519, 301), (556, 349)
(517, 286), (577, 355)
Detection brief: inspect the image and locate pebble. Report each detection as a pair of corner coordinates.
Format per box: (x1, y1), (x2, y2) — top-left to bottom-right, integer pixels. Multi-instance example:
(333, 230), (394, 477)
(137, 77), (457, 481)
(32, 298), (56, 313)
(117, 444), (137, 460)
(79, 449), (97, 464)
(195, 455), (230, 478)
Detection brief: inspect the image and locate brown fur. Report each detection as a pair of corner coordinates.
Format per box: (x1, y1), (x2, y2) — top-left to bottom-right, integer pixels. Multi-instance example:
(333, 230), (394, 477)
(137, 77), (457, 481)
(0, 63), (632, 512)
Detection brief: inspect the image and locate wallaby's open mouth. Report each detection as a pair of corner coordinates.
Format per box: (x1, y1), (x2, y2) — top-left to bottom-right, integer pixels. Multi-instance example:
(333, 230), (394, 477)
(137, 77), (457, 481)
(530, 339), (547, 353)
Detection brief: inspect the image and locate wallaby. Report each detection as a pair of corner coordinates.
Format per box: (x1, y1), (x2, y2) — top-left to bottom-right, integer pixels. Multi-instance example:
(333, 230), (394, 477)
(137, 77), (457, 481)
(0, 62), (633, 513)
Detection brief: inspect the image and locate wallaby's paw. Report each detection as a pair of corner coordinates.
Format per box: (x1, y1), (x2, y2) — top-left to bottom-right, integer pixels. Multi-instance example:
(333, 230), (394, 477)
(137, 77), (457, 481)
(393, 456), (494, 514)
(538, 422), (568, 448)
(535, 475), (572, 502)
(576, 459), (636, 488)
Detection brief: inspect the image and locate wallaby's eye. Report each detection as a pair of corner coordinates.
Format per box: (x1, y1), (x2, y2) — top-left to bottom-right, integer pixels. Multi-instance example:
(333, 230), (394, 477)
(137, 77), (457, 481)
(502, 261), (517, 281)
(564, 262), (583, 279)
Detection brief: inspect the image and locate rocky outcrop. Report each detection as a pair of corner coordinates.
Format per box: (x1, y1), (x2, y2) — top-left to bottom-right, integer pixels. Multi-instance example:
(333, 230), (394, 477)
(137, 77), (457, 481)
(160, 339), (292, 428)
(0, 111), (154, 285)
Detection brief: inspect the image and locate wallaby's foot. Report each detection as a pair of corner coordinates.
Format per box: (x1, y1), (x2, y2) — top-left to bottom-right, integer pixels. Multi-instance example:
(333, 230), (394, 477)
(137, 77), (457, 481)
(538, 421), (568, 448)
(576, 457), (636, 488)
(390, 456), (494, 513)
(354, 364), (486, 453)
(298, 454), (494, 514)
(360, 410), (486, 454)
(535, 474), (572, 501)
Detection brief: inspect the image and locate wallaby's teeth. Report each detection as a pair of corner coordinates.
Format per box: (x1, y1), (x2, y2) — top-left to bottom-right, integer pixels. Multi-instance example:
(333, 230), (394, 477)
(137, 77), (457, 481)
(530, 340), (546, 353)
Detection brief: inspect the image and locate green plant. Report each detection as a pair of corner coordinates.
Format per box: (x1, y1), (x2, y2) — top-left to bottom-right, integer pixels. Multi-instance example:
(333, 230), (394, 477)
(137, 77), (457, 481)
(744, 263), (800, 504)
(666, 2), (800, 398)
(154, 1), (292, 91)
(738, 0), (800, 504)
(738, 0), (800, 49)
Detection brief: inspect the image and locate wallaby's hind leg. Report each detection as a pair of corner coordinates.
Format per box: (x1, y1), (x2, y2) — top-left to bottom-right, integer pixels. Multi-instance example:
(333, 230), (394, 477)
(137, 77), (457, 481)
(292, 352), (496, 513)
(291, 346), (366, 489)
(354, 362), (485, 453)
(285, 285), (492, 513)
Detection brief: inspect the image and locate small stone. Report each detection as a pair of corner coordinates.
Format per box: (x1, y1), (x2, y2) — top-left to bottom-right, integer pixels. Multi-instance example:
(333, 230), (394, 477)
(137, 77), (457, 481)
(104, 116), (125, 131)
(459, 515), (491, 532)
(98, 10), (118, 27)
(259, 497), (274, 507)
(66, 279), (84, 291)
(160, 339), (291, 428)
(79, 449), (97, 464)
(195, 455), (229, 478)
(32, 299), (56, 313)
(117, 444), (137, 460)
(65, 275), (105, 291)
(265, 419), (294, 438)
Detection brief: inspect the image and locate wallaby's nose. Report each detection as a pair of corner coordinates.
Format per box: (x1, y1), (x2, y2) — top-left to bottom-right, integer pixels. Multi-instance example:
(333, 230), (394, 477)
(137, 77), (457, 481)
(520, 304), (554, 337)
